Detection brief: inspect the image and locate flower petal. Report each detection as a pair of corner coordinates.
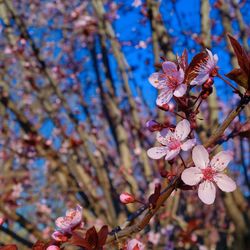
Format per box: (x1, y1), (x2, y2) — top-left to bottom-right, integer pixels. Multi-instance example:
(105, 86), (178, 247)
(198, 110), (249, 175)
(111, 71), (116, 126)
(173, 84), (187, 97)
(165, 148), (180, 161)
(149, 73), (166, 89)
(181, 167), (202, 186)
(174, 119), (191, 141)
(162, 61), (177, 74)
(156, 129), (174, 145)
(198, 181), (216, 205)
(190, 74), (209, 86)
(192, 145), (209, 169)
(210, 151), (233, 171)
(147, 146), (168, 159)
(181, 139), (196, 151)
(156, 89), (173, 106)
(214, 173), (236, 192)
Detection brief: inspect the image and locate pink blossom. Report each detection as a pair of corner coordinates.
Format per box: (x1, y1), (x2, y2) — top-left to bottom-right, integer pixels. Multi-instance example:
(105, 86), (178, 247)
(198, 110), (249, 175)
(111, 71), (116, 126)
(181, 145), (236, 205)
(147, 119), (196, 161)
(149, 61), (186, 106)
(120, 192), (135, 204)
(148, 231), (160, 245)
(55, 205), (83, 233)
(127, 239), (145, 250)
(0, 217), (4, 226)
(190, 49), (218, 86)
(46, 246), (60, 250)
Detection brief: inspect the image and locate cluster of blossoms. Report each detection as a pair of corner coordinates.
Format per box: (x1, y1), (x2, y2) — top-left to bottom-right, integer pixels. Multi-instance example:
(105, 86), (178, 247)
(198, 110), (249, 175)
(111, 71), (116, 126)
(146, 49), (236, 205)
(48, 47), (241, 249)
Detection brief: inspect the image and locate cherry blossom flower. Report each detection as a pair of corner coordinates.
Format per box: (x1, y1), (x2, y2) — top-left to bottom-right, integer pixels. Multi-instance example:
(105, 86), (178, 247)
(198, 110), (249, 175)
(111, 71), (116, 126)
(120, 192), (135, 204)
(55, 205), (83, 233)
(147, 119), (196, 161)
(181, 145), (236, 205)
(190, 49), (218, 86)
(127, 239), (145, 250)
(149, 61), (187, 106)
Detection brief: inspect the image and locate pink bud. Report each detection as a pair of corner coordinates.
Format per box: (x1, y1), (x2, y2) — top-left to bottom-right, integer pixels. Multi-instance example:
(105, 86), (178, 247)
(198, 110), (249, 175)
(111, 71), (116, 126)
(47, 246), (60, 250)
(0, 217), (4, 226)
(146, 120), (162, 132)
(119, 192), (135, 204)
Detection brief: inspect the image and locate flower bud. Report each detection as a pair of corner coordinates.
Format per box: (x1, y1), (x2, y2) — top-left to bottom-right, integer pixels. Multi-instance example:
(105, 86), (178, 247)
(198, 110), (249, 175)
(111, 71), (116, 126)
(146, 120), (162, 132)
(203, 78), (214, 89)
(157, 103), (169, 111)
(119, 192), (135, 204)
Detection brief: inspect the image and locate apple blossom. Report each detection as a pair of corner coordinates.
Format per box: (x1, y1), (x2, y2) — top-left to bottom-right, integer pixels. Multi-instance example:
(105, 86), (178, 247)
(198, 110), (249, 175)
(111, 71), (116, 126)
(181, 145), (236, 204)
(149, 61), (187, 106)
(190, 49), (218, 86)
(55, 205), (83, 233)
(147, 119), (196, 161)
(127, 239), (145, 250)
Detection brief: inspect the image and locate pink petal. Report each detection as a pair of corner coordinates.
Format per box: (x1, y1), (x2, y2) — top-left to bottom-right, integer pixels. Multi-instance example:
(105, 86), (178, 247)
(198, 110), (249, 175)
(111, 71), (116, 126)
(156, 88), (173, 106)
(162, 61), (177, 74)
(192, 145), (209, 169)
(156, 129), (174, 145)
(190, 74), (209, 86)
(181, 139), (196, 151)
(174, 119), (191, 141)
(55, 217), (70, 231)
(210, 151), (233, 171)
(173, 84), (187, 97)
(147, 146), (168, 159)
(165, 148), (180, 161)
(181, 167), (202, 186)
(148, 73), (166, 89)
(198, 180), (216, 205)
(214, 173), (236, 192)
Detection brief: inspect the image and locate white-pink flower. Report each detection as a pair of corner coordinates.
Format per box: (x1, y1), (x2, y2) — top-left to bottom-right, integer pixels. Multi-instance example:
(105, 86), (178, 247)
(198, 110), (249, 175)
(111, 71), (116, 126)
(55, 205), (83, 233)
(181, 145), (236, 205)
(149, 61), (187, 106)
(127, 239), (145, 250)
(190, 49), (218, 86)
(147, 119), (196, 161)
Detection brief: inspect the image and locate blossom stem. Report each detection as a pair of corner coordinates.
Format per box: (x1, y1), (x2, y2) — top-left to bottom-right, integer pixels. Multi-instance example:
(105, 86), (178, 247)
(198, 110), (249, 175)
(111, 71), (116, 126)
(179, 155), (187, 168)
(193, 93), (201, 107)
(195, 99), (203, 112)
(172, 111), (186, 119)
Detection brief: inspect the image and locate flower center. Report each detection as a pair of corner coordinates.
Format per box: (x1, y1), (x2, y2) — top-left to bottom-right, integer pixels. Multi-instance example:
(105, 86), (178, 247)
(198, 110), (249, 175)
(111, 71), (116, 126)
(168, 138), (181, 150)
(202, 167), (215, 181)
(166, 75), (179, 89)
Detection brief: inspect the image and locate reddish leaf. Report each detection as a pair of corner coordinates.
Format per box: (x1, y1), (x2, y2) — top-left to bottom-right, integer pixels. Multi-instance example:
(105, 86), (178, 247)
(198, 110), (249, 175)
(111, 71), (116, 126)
(148, 183), (161, 209)
(85, 226), (98, 248)
(0, 245), (18, 250)
(227, 34), (250, 75)
(226, 68), (248, 89)
(70, 232), (92, 249)
(32, 241), (47, 250)
(97, 225), (109, 246)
